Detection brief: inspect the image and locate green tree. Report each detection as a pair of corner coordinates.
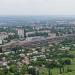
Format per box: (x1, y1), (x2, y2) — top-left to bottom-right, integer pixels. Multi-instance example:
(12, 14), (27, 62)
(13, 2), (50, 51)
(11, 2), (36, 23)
(20, 65), (27, 74)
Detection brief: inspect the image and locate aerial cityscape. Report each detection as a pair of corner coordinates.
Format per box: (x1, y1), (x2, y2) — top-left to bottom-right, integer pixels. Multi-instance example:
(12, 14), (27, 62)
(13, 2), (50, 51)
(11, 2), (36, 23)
(0, 16), (75, 75)
(0, 0), (75, 75)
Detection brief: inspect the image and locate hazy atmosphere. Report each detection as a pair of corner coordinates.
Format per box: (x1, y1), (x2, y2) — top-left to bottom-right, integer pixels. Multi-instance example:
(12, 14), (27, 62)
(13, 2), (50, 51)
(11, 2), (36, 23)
(1, 0), (75, 75)
(0, 0), (75, 15)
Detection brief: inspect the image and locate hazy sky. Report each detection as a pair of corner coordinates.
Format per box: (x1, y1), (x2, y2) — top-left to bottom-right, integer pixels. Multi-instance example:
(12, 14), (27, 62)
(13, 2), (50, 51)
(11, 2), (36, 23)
(0, 0), (75, 15)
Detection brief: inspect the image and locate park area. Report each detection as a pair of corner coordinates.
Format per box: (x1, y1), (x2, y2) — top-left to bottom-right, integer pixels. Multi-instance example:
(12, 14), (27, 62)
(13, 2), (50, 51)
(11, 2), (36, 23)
(39, 50), (75, 75)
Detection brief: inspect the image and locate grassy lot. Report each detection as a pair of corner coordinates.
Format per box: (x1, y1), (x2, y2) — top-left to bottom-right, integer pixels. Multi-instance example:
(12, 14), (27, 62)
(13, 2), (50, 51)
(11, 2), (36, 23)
(39, 50), (75, 75)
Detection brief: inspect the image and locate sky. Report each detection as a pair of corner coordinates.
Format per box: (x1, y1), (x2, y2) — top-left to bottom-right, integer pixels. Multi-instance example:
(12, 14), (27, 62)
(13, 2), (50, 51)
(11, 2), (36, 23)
(0, 0), (75, 15)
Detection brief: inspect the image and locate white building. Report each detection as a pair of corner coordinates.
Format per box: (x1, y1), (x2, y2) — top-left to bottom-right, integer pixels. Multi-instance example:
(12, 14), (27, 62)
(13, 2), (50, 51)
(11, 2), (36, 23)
(48, 33), (56, 38)
(0, 32), (8, 40)
(0, 40), (2, 45)
(17, 29), (24, 38)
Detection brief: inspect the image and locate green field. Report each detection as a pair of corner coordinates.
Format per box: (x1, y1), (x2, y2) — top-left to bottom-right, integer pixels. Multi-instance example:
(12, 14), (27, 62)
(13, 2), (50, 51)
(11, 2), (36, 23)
(39, 50), (75, 75)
